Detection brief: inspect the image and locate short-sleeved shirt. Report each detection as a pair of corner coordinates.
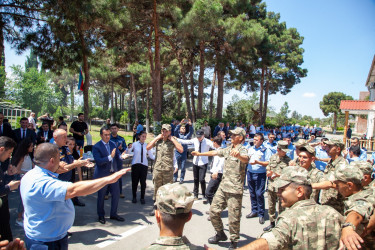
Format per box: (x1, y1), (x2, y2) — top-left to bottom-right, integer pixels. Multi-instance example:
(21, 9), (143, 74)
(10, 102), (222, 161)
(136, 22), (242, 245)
(136, 124), (144, 134)
(266, 154), (291, 192)
(57, 146), (75, 182)
(70, 121), (88, 140)
(315, 145), (329, 171)
(20, 166), (74, 242)
(286, 144), (296, 160)
(261, 199), (343, 250)
(247, 145), (272, 173)
(263, 141), (277, 155)
(320, 156), (347, 214)
(217, 143), (248, 194)
(145, 236), (190, 249)
(344, 188), (375, 235)
(154, 139), (175, 172)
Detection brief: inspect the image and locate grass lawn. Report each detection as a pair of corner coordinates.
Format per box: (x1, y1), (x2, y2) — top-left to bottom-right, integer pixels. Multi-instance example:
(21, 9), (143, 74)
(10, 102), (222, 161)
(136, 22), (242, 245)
(65, 122), (155, 146)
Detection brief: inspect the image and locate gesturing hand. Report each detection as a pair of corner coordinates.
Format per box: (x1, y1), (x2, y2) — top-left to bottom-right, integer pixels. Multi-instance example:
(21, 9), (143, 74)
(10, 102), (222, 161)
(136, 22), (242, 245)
(111, 148), (116, 158)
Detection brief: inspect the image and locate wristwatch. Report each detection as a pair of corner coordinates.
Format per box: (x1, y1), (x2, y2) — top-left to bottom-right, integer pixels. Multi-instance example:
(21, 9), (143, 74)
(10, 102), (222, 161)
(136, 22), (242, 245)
(341, 222), (356, 231)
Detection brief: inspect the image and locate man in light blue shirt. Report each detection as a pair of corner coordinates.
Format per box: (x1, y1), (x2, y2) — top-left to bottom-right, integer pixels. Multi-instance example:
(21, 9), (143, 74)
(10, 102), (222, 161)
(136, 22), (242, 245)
(21, 143), (129, 249)
(283, 136), (295, 160)
(135, 121), (144, 141)
(246, 133), (272, 224)
(263, 133), (277, 155)
(315, 138), (330, 171)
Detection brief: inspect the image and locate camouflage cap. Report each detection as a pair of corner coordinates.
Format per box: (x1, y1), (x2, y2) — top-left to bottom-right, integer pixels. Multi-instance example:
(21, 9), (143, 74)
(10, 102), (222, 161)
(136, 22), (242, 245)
(333, 164), (364, 185)
(299, 144), (316, 156)
(161, 124), (172, 131)
(293, 139), (307, 148)
(349, 161), (373, 175)
(274, 166), (311, 189)
(229, 127), (246, 137)
(277, 141), (290, 153)
(325, 139), (345, 150)
(156, 183), (194, 215)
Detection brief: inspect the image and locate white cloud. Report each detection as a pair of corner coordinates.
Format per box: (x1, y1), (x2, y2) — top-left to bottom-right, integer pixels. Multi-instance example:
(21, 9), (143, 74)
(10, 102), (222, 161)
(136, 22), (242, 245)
(302, 92), (316, 98)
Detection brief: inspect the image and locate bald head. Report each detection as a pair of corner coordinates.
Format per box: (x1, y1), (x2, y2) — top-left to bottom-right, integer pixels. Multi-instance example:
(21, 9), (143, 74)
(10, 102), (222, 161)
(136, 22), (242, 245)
(53, 129), (67, 147)
(34, 143), (60, 171)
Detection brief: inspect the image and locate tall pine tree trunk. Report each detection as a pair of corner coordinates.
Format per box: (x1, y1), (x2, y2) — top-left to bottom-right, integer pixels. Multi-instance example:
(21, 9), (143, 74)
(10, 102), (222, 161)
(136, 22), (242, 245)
(70, 80), (74, 121)
(177, 52), (193, 120)
(216, 70), (224, 119)
(151, 0), (162, 123)
(259, 66), (265, 125)
(110, 82), (114, 123)
(0, 18), (5, 99)
(197, 41), (205, 119)
(262, 68), (270, 125)
(131, 73), (139, 122)
(146, 81), (150, 133)
(209, 70), (216, 118)
(189, 61), (196, 122)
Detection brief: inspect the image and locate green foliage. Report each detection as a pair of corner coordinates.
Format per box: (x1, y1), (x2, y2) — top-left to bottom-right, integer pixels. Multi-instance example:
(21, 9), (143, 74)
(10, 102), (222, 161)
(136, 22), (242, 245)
(120, 111), (130, 124)
(224, 93), (259, 123)
(319, 92), (353, 116)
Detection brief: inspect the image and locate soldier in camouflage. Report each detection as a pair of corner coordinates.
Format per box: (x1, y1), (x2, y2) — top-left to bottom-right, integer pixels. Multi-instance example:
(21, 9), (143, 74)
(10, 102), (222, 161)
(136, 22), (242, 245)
(192, 127), (249, 250)
(319, 139), (347, 214)
(288, 139), (306, 166)
(147, 124), (183, 216)
(297, 145), (325, 202)
(333, 163), (375, 250)
(240, 166), (343, 250)
(145, 183), (194, 250)
(263, 141), (291, 231)
(351, 161), (374, 190)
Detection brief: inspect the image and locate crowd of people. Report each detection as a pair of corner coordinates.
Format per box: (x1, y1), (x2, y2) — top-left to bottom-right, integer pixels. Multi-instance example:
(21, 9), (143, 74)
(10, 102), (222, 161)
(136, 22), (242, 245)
(2, 113), (375, 250)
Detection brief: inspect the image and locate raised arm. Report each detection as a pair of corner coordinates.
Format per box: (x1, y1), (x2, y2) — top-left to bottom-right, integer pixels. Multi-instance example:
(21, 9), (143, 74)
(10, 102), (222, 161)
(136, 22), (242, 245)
(170, 136), (183, 153)
(146, 134), (162, 151)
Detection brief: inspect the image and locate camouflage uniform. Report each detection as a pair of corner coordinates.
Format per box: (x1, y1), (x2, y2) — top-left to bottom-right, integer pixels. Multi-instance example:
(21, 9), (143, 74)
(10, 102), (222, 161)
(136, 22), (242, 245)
(334, 164), (375, 250)
(305, 165), (325, 202)
(153, 139), (176, 200)
(261, 199), (343, 250)
(266, 153), (291, 222)
(261, 166), (343, 250)
(146, 183), (195, 250)
(210, 142), (248, 243)
(320, 156), (347, 214)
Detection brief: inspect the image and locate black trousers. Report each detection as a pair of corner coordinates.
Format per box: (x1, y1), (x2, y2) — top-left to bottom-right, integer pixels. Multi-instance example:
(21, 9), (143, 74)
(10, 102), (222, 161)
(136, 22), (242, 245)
(131, 164), (148, 199)
(193, 164), (207, 197)
(0, 196), (13, 242)
(206, 173), (223, 204)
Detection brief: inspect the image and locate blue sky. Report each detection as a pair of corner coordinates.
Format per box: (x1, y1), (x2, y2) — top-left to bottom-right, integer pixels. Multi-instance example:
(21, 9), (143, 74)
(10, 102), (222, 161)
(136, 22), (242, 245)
(4, 0), (375, 118)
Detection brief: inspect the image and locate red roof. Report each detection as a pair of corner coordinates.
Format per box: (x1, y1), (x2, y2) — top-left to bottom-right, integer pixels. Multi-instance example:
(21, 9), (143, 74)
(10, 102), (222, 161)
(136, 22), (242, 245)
(340, 100), (375, 111)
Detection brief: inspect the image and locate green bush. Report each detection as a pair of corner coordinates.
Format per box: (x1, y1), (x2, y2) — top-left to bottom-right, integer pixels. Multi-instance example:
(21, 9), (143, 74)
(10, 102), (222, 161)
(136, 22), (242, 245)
(337, 127), (344, 131)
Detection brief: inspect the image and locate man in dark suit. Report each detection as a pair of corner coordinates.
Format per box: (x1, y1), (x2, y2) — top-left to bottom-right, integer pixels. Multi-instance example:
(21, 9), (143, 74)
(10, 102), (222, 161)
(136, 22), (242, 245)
(93, 127), (125, 224)
(0, 113), (15, 140)
(13, 117), (36, 145)
(213, 122), (225, 137)
(36, 122), (54, 144)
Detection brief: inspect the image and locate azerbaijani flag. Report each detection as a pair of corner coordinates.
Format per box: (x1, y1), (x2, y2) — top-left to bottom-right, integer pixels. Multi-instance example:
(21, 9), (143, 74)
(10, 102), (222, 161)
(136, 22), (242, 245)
(78, 67), (84, 91)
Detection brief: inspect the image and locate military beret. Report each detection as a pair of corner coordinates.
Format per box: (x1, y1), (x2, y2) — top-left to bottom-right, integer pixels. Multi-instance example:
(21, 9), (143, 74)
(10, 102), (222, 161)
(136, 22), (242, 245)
(156, 183), (194, 215)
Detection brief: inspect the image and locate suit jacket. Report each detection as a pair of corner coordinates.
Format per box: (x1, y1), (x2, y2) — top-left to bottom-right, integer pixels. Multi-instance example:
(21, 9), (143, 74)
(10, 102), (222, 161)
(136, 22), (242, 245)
(93, 140), (122, 179)
(14, 128), (36, 144)
(36, 130), (54, 144)
(213, 126), (226, 137)
(0, 123), (15, 140)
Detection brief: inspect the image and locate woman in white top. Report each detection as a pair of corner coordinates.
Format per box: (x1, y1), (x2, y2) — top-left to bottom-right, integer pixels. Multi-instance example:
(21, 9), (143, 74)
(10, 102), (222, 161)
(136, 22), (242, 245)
(205, 136), (225, 212)
(11, 138), (34, 226)
(125, 131), (155, 204)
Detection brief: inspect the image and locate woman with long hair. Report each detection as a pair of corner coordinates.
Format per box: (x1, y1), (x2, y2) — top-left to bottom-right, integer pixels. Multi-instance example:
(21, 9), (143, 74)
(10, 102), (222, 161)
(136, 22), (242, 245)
(11, 138), (34, 227)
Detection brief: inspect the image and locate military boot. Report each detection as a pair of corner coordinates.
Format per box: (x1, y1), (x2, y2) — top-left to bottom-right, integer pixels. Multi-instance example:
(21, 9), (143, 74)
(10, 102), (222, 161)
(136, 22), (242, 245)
(208, 230), (228, 244)
(263, 222), (275, 231)
(228, 241), (237, 249)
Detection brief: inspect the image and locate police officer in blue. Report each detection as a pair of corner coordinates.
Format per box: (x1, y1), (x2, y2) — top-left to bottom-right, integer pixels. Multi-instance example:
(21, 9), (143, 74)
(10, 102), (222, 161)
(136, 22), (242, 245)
(314, 138), (330, 171)
(246, 133), (272, 224)
(263, 132), (277, 155)
(173, 119), (194, 183)
(54, 129), (93, 206)
(110, 123), (127, 198)
(283, 135), (296, 160)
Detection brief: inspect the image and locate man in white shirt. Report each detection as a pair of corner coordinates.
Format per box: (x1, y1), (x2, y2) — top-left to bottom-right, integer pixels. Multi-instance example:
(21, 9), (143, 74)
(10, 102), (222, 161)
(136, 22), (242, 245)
(249, 124), (256, 138)
(125, 131), (155, 204)
(178, 129), (214, 200)
(205, 136), (225, 220)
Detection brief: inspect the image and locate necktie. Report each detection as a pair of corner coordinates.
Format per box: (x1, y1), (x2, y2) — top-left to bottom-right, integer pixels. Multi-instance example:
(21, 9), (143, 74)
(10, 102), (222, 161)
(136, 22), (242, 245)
(141, 143), (144, 163)
(23, 129), (26, 139)
(44, 131), (48, 140)
(105, 143), (114, 172)
(199, 141), (202, 152)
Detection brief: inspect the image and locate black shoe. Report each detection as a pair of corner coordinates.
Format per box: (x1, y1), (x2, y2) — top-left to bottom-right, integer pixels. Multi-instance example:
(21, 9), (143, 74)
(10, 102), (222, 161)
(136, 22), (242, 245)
(73, 200), (85, 207)
(203, 199), (208, 204)
(149, 210), (155, 216)
(132, 198), (137, 203)
(98, 216), (106, 224)
(263, 222), (275, 231)
(140, 199), (145, 204)
(208, 230), (228, 244)
(67, 232), (73, 237)
(246, 212), (257, 218)
(110, 215), (125, 222)
(229, 241), (237, 250)
(174, 179), (178, 182)
(179, 180), (184, 184)
(259, 217), (265, 224)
